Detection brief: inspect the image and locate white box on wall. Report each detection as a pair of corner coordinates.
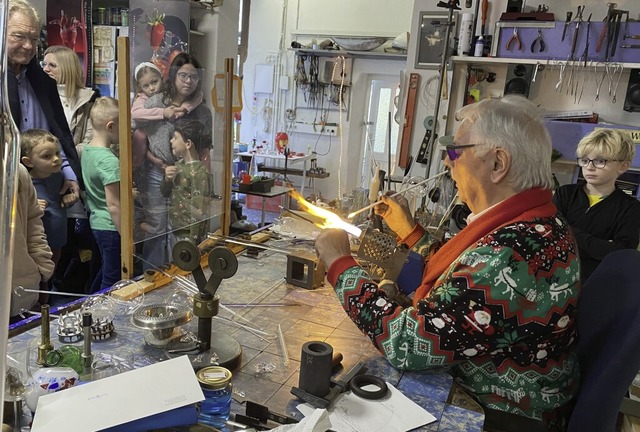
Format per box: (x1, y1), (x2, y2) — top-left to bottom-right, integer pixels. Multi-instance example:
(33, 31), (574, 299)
(255, 64), (274, 94)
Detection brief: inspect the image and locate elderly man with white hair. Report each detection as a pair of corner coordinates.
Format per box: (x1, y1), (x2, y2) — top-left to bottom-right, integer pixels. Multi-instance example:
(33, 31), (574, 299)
(315, 95), (580, 431)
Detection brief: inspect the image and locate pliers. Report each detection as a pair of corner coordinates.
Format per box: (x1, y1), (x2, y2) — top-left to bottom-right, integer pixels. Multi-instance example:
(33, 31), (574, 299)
(506, 28), (521, 51)
(530, 29), (545, 53)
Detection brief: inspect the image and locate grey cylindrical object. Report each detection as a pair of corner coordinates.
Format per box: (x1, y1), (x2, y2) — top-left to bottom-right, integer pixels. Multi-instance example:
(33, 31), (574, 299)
(299, 341), (333, 397)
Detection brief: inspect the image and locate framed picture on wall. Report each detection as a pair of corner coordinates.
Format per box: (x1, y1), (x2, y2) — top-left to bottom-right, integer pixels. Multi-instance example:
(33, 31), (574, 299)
(415, 11), (458, 69)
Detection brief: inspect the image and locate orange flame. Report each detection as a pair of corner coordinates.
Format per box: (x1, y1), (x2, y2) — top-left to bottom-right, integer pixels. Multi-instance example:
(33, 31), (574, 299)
(288, 190), (362, 237)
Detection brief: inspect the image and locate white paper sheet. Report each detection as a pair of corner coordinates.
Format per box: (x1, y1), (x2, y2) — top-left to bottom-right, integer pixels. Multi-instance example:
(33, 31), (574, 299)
(297, 382), (437, 432)
(31, 355), (205, 432)
(269, 409), (332, 432)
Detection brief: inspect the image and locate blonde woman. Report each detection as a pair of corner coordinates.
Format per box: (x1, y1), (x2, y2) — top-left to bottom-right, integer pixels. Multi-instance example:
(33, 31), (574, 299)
(42, 45), (100, 154)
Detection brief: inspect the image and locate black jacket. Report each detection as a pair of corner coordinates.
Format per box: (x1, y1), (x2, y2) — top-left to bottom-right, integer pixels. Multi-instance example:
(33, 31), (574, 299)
(553, 182), (640, 281)
(9, 57), (82, 185)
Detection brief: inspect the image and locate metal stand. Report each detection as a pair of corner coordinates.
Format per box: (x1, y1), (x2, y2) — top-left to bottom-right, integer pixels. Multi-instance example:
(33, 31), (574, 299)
(424, 0), (460, 178)
(165, 240), (242, 370)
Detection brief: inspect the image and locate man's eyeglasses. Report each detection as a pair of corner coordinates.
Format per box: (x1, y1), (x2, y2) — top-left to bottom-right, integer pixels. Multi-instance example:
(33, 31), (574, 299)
(445, 144), (476, 161)
(177, 72), (200, 83)
(577, 157), (619, 169)
(10, 33), (40, 46)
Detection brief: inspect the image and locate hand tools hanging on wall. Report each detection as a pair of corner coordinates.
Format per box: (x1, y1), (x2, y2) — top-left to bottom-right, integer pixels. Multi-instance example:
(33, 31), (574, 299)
(561, 11), (573, 42)
(596, 3), (629, 61)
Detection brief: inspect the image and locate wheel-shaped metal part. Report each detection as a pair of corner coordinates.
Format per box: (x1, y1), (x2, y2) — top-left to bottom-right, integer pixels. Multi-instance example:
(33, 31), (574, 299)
(208, 246), (238, 279)
(172, 240), (201, 272)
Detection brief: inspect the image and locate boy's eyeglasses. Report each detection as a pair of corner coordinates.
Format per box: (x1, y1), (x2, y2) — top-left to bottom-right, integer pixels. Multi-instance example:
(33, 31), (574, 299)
(177, 72), (200, 83)
(445, 144), (476, 161)
(577, 157), (620, 169)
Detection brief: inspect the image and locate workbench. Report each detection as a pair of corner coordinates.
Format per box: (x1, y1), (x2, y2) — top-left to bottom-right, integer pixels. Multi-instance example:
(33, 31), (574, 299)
(6, 241), (485, 431)
(231, 185), (291, 227)
(237, 152), (315, 197)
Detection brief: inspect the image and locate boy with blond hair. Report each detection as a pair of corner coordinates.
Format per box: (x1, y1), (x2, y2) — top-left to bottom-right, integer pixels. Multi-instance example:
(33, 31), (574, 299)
(554, 129), (640, 281)
(81, 97), (121, 292)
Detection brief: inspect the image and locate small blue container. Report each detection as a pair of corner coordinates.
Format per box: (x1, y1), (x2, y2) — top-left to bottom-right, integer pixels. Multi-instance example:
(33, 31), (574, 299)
(196, 366), (233, 428)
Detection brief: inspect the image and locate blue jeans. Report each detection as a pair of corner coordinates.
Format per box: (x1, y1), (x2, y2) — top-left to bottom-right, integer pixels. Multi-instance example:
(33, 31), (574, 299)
(140, 165), (169, 270)
(91, 229), (121, 293)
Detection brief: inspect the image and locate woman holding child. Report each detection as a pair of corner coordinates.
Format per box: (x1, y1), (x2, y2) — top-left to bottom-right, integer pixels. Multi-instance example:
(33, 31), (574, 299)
(135, 53), (212, 269)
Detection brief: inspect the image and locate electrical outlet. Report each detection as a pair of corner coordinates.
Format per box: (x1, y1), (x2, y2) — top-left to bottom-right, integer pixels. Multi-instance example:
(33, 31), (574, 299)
(293, 122), (339, 136)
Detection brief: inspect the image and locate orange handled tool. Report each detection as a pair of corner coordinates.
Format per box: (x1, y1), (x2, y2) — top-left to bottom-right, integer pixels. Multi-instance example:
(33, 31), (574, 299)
(481, 0), (489, 35)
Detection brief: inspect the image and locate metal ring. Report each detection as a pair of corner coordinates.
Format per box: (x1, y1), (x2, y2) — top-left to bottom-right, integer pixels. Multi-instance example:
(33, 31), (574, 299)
(349, 374), (389, 400)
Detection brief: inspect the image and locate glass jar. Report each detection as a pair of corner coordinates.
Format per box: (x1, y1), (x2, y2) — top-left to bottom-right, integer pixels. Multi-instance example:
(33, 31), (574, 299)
(196, 366), (232, 428)
(120, 9), (129, 26)
(96, 8), (107, 25)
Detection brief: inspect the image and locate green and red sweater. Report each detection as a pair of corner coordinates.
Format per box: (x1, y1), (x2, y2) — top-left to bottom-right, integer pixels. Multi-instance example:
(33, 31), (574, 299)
(327, 188), (580, 424)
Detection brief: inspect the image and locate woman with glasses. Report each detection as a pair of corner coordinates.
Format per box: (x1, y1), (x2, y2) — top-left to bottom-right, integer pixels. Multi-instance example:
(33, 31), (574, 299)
(553, 129), (640, 282)
(40, 45), (101, 296)
(42, 46), (100, 155)
(135, 52), (212, 269)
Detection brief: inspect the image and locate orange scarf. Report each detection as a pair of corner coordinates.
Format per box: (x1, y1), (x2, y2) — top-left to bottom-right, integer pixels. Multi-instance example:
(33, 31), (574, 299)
(413, 188), (556, 306)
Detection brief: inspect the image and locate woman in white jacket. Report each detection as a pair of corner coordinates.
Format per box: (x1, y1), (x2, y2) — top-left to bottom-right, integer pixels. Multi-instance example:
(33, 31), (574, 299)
(42, 45), (100, 155)
(10, 165), (54, 321)
(42, 46), (100, 294)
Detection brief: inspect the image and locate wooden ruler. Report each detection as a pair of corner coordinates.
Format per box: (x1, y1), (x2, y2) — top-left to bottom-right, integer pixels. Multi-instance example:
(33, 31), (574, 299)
(398, 73), (420, 169)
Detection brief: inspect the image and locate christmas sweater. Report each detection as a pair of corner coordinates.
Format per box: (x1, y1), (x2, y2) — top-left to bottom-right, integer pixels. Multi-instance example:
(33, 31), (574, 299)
(328, 214), (580, 423)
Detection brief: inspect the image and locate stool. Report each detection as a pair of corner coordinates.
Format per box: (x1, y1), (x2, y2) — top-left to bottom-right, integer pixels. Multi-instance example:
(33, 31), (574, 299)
(286, 252), (325, 289)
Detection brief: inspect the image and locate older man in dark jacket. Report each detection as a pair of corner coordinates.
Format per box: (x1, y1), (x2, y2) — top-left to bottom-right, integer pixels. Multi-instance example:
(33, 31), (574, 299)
(7, 0), (82, 197)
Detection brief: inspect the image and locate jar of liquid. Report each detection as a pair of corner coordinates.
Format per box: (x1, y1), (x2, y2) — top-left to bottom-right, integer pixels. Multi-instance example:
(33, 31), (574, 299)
(197, 366), (233, 428)
(97, 8), (108, 25)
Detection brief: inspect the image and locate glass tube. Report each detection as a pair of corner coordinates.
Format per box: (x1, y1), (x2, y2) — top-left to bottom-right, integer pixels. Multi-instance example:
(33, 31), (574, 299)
(0, 0), (24, 423)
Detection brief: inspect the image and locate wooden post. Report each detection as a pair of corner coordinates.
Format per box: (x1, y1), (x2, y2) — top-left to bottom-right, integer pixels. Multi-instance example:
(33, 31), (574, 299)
(219, 58), (235, 237)
(117, 37), (134, 279)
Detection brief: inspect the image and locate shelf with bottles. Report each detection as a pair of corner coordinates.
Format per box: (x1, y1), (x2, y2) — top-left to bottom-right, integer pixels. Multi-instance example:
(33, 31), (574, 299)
(92, 0), (130, 27)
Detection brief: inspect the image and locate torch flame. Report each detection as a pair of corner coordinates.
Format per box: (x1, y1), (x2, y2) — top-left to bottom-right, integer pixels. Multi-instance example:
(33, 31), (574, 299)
(288, 190), (362, 237)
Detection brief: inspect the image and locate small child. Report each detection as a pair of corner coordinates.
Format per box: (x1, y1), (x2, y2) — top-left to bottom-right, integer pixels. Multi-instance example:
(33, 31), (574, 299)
(81, 97), (122, 292)
(131, 62), (203, 170)
(553, 129), (640, 281)
(161, 118), (213, 244)
(20, 129), (69, 301)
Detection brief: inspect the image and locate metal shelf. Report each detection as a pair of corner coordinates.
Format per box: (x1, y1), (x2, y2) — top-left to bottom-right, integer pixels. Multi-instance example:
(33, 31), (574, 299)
(258, 166), (330, 179)
(189, 0), (222, 11)
(292, 48), (407, 61)
(451, 55), (640, 69)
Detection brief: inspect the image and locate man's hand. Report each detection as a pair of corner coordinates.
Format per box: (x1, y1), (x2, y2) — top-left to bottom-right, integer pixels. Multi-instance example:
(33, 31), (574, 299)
(37, 199), (47, 211)
(164, 166), (179, 181)
(315, 228), (351, 269)
(60, 180), (80, 208)
(374, 193), (416, 239)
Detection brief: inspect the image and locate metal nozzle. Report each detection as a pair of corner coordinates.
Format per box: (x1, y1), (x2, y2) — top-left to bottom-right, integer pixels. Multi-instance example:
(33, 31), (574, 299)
(82, 312), (93, 372)
(36, 305), (54, 366)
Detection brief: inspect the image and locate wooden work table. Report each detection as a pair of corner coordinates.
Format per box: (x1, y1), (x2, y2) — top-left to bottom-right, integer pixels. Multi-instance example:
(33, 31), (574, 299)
(7, 239), (484, 431)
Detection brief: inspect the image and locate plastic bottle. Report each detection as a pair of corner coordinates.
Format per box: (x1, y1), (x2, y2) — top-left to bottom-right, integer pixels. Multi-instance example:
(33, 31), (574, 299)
(458, 13), (474, 56)
(474, 35), (484, 57)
